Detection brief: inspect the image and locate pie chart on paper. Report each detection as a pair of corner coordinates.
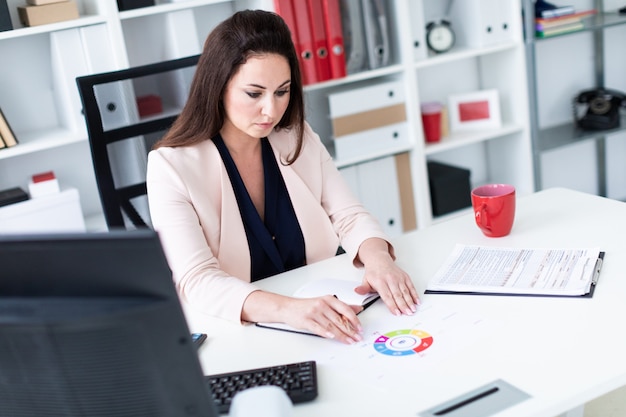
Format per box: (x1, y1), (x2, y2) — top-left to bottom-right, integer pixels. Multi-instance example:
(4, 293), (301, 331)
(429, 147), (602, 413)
(373, 329), (434, 356)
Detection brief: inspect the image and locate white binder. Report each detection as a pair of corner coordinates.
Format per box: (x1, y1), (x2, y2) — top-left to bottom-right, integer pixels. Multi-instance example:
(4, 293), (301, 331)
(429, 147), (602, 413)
(80, 24), (118, 73)
(164, 9), (201, 59)
(50, 29), (90, 135)
(163, 10), (200, 109)
(449, 0), (501, 48)
(409, 0), (428, 62)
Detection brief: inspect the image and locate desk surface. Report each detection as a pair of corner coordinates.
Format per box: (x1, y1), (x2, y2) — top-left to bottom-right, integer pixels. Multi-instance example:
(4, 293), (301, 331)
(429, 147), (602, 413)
(185, 188), (626, 417)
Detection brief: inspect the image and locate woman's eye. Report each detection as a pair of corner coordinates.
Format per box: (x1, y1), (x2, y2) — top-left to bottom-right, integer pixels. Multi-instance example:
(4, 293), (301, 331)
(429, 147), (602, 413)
(246, 92), (262, 98)
(276, 90), (290, 97)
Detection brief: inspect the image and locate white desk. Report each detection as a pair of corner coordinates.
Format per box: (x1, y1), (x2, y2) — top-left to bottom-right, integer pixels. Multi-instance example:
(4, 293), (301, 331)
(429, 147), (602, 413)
(186, 188), (626, 417)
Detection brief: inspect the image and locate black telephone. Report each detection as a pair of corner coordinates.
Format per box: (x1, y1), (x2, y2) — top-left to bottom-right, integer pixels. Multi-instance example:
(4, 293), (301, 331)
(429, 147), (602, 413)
(573, 88), (626, 130)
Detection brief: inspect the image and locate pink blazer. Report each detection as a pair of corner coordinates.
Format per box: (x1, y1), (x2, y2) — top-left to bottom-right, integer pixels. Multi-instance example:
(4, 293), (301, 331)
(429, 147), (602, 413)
(146, 123), (390, 322)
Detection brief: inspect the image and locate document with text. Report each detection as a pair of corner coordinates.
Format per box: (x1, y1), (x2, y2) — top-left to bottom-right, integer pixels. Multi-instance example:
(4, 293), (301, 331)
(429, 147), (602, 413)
(426, 245), (603, 297)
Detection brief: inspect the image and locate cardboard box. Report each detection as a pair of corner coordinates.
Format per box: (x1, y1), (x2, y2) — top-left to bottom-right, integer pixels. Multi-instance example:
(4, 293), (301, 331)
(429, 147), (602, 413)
(18, 1), (79, 27)
(27, 0), (67, 5)
(427, 161), (472, 216)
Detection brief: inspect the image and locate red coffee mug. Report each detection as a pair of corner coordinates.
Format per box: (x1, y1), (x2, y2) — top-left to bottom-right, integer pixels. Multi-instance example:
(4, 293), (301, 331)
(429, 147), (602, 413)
(471, 184), (516, 237)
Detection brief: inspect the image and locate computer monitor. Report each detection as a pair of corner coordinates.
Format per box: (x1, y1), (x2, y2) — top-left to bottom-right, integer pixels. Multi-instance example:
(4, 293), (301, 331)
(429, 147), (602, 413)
(0, 230), (219, 417)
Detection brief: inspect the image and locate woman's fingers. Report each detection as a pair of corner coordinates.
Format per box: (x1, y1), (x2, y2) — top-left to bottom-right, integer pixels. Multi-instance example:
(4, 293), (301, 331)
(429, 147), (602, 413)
(304, 296), (363, 344)
(371, 272), (419, 316)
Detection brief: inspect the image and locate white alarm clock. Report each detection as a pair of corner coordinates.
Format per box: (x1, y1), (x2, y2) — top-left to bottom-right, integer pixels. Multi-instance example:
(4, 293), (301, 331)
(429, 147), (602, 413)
(425, 20), (455, 53)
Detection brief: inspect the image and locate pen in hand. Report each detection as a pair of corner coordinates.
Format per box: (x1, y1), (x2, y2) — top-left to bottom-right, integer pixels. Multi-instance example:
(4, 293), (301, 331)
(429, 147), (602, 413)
(333, 294), (362, 337)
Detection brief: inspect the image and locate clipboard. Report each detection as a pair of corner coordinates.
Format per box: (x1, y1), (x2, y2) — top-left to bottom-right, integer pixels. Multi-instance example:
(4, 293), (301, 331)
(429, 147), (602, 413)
(425, 248), (604, 299)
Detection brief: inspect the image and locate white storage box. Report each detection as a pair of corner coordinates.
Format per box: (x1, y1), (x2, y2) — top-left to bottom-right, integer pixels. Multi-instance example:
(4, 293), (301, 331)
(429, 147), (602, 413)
(328, 80), (410, 161)
(0, 188), (86, 233)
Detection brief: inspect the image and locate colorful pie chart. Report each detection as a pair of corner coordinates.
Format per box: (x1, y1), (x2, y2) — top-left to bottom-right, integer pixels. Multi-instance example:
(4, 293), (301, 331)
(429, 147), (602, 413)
(373, 329), (434, 356)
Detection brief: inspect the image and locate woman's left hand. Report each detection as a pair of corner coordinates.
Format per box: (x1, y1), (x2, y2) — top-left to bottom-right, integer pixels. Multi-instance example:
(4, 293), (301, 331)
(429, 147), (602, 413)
(354, 238), (420, 316)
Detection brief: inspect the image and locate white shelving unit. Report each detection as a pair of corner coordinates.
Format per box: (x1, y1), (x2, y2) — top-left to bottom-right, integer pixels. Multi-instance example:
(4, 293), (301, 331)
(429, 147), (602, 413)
(523, 0), (626, 201)
(0, 0), (534, 232)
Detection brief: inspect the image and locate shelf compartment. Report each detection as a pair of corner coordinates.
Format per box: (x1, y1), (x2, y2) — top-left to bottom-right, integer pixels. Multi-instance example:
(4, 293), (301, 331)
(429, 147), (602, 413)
(537, 114), (626, 152)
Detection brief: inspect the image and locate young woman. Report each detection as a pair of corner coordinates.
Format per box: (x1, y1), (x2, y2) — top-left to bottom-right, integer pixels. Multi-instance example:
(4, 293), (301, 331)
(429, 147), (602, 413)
(147, 9), (419, 344)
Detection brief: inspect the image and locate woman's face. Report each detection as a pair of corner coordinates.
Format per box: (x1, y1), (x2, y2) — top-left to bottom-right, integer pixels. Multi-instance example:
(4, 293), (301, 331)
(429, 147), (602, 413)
(221, 53), (291, 141)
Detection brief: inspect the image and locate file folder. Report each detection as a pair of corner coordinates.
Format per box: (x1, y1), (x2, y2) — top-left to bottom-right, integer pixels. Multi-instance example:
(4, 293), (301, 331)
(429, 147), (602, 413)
(361, 0), (390, 69)
(50, 29), (90, 134)
(274, 0), (297, 36)
(273, 0), (300, 69)
(322, 0), (347, 79)
(80, 24), (117, 73)
(306, 0), (332, 82)
(408, 0), (427, 61)
(163, 9), (201, 58)
(291, 0), (317, 84)
(0, 0), (12, 32)
(340, 0), (367, 74)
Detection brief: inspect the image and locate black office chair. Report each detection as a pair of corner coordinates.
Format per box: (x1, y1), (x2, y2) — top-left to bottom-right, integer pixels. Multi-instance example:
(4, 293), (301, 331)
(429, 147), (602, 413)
(77, 55), (200, 229)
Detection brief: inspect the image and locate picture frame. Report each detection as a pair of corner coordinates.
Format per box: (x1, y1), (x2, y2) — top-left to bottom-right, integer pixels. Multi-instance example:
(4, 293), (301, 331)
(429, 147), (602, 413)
(447, 89), (501, 133)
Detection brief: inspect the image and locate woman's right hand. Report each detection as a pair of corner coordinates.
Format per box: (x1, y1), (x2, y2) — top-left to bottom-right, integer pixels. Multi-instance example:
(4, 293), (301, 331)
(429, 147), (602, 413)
(242, 291), (364, 344)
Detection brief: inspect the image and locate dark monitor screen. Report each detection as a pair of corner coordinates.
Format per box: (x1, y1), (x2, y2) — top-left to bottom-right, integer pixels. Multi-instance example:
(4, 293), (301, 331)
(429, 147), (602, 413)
(0, 230), (218, 417)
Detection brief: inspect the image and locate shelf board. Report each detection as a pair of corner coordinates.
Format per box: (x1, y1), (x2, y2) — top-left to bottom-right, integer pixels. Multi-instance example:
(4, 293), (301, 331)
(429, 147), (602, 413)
(304, 64), (404, 92)
(0, 15), (106, 41)
(424, 123), (524, 155)
(534, 11), (626, 41)
(119, 0), (231, 20)
(0, 128), (86, 160)
(537, 115), (626, 152)
(333, 143), (414, 169)
(414, 41), (518, 69)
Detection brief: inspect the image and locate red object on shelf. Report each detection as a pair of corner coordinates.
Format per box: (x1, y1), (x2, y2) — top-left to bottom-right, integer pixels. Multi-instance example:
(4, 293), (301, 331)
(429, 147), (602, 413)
(32, 171), (56, 183)
(137, 95), (163, 117)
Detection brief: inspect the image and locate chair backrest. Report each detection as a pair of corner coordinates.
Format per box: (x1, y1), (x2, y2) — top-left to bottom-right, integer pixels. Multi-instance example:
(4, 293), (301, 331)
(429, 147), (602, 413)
(77, 55), (200, 230)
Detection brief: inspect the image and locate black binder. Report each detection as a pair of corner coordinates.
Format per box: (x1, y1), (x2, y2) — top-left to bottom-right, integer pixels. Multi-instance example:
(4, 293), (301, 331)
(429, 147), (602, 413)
(0, 0), (13, 32)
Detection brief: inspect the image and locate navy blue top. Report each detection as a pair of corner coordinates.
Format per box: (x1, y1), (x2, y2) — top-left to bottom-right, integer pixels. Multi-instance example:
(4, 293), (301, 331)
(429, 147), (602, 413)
(212, 135), (306, 281)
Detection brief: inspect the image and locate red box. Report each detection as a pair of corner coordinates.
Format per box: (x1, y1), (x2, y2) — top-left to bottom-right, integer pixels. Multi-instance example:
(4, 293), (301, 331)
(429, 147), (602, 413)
(136, 95), (163, 117)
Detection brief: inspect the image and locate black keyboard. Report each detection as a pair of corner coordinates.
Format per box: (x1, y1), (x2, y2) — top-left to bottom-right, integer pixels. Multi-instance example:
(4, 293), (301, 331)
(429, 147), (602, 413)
(205, 360), (318, 414)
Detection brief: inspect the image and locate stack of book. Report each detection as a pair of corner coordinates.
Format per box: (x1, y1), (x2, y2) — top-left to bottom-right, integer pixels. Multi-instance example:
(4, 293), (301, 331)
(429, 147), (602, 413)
(0, 107), (17, 150)
(535, 5), (596, 38)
